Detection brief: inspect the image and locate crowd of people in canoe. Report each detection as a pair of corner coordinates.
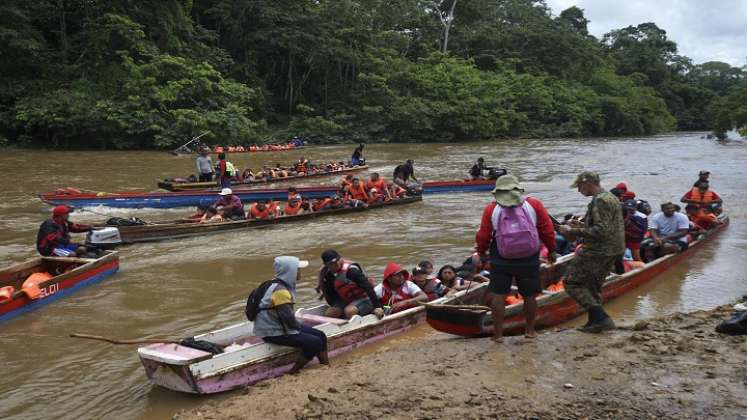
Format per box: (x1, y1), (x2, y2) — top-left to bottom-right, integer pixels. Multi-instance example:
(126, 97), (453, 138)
(208, 136), (304, 154)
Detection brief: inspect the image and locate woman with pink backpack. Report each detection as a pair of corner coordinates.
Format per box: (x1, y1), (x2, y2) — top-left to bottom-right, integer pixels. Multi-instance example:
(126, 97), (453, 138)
(475, 175), (557, 343)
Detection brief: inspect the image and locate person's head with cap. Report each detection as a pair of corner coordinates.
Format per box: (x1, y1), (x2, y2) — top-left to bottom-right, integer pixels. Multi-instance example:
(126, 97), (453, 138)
(383, 261), (409, 287)
(273, 256), (309, 290)
(219, 187), (233, 197)
(52, 205), (70, 222)
(621, 191), (636, 201)
(615, 182), (628, 193)
(477, 157), (484, 164)
(492, 174), (524, 207)
(406, 159), (414, 165)
(411, 265), (428, 287)
(321, 249), (343, 272)
(571, 171), (601, 197)
(698, 170), (710, 182)
(418, 260), (434, 275)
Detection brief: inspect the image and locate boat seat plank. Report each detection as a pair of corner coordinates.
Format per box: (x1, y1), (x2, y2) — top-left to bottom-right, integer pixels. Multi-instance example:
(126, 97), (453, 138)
(194, 322), (255, 347)
(139, 343), (213, 365)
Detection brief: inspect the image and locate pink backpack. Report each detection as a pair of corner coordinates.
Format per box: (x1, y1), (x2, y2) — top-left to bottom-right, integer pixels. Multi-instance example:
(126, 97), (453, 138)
(491, 201), (540, 259)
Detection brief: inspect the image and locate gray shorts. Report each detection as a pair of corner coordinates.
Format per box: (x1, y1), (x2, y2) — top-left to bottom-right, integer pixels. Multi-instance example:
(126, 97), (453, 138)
(333, 297), (374, 316)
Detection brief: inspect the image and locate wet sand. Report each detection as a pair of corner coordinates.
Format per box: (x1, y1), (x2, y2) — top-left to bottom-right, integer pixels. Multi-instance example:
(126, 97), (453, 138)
(177, 301), (747, 420)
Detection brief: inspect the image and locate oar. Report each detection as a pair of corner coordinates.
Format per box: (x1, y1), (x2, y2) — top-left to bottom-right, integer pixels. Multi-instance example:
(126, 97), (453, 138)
(70, 333), (178, 345)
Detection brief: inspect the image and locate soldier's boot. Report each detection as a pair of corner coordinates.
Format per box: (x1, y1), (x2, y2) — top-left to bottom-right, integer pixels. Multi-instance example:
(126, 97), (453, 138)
(579, 306), (615, 333)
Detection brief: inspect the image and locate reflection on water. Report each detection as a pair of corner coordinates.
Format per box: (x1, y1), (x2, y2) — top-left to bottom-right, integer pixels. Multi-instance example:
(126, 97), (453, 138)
(0, 133), (746, 419)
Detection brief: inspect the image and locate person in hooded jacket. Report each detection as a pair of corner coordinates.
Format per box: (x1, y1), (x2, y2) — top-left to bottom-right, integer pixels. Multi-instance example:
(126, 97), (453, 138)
(253, 256), (329, 374)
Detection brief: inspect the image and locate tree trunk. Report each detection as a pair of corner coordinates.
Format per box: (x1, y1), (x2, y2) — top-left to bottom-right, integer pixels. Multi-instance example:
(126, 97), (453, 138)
(58, 0), (68, 63)
(442, 0), (457, 54)
(287, 51), (294, 115)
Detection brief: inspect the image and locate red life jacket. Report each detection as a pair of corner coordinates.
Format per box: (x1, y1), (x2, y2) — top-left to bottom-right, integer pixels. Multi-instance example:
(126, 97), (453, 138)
(249, 204), (270, 219)
(331, 260), (369, 304)
(284, 202), (302, 215)
(379, 279), (417, 307)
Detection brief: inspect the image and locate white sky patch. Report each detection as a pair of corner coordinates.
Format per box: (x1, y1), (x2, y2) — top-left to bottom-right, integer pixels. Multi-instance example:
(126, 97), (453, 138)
(545, 0), (747, 66)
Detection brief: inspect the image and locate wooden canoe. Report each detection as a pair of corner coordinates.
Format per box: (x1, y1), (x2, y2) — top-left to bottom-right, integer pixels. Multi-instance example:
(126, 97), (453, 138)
(0, 252), (120, 324)
(95, 196), (422, 245)
(425, 215), (730, 337)
(40, 179), (496, 208)
(157, 165), (368, 191)
(137, 281), (488, 394)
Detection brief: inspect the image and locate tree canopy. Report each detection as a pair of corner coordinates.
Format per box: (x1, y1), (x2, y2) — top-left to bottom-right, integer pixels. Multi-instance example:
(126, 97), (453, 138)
(0, 0), (744, 148)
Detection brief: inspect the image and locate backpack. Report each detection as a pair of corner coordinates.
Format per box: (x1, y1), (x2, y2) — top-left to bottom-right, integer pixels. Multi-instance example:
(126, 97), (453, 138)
(245, 279), (287, 321)
(105, 217), (147, 226)
(715, 310), (747, 335)
(491, 201), (540, 259)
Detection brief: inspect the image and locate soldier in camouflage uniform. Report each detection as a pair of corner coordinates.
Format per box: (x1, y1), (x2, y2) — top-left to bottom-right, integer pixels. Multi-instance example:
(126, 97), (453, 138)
(558, 172), (625, 333)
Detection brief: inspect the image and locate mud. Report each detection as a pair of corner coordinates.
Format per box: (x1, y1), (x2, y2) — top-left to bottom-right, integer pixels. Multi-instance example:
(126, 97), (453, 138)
(176, 301), (747, 419)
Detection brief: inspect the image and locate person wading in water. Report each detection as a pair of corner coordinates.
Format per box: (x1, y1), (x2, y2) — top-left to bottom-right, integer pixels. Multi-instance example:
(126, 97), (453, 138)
(558, 171), (625, 333)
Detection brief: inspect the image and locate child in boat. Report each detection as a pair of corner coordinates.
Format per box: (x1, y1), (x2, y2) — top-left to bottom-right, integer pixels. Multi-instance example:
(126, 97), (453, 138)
(374, 262), (428, 314)
(200, 206), (224, 223)
(411, 266), (449, 300)
(188, 205), (208, 220)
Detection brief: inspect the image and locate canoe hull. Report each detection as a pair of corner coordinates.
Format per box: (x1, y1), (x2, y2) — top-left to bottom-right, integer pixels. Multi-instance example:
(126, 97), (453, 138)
(139, 285), (488, 394)
(0, 252), (120, 324)
(426, 216), (729, 337)
(40, 179), (495, 208)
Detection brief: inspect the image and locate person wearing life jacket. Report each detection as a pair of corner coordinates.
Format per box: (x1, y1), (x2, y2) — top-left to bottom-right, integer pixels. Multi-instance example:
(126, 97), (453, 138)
(36, 205), (93, 257)
(366, 173), (393, 200)
(374, 261), (427, 314)
(317, 250), (384, 319)
(476, 175), (557, 342)
(284, 197), (304, 216)
(215, 153), (235, 188)
(340, 174), (354, 190)
(312, 197), (333, 212)
(411, 265), (449, 300)
(345, 177), (369, 202)
(295, 157), (309, 174)
(681, 181), (722, 211)
(213, 188), (245, 219)
(287, 187), (300, 202)
(248, 200), (272, 220)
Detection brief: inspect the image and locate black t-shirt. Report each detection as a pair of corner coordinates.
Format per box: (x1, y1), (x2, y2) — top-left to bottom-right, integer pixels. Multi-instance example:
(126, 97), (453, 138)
(393, 164), (413, 180)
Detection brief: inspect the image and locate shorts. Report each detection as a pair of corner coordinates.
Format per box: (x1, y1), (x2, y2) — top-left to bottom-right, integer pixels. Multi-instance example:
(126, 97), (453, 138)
(52, 244), (80, 257)
(488, 262), (541, 297)
(333, 297), (374, 316)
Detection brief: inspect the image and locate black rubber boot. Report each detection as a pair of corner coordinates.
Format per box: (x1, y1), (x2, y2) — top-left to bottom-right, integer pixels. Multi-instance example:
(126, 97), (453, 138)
(579, 306), (615, 333)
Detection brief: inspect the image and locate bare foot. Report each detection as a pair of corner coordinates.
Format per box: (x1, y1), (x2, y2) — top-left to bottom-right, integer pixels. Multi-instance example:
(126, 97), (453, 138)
(525, 331), (537, 339)
(491, 335), (504, 343)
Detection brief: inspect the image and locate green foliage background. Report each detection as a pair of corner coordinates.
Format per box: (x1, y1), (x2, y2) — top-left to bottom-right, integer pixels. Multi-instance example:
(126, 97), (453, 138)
(0, 0), (744, 148)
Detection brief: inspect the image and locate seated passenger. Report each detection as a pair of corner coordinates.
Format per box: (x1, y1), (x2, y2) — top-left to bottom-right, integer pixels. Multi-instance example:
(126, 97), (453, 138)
(340, 174), (354, 190)
(368, 188), (385, 205)
(36, 205), (93, 257)
(284, 197), (304, 216)
(249, 200), (273, 220)
(312, 197), (333, 212)
(417, 260), (434, 275)
(389, 182), (408, 198)
(681, 181), (722, 211)
(241, 168), (255, 182)
(685, 204), (718, 231)
(213, 188), (245, 219)
(188, 205), (208, 220)
(345, 178), (369, 202)
(411, 266), (449, 300)
(375, 262), (428, 313)
(200, 206), (224, 223)
(623, 199), (648, 261)
(252, 256), (328, 374)
(288, 187), (300, 202)
(437, 264), (468, 291)
(648, 201), (690, 256)
(318, 250), (384, 319)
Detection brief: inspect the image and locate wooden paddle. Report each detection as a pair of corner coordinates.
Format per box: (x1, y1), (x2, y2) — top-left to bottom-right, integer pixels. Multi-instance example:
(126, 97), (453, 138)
(70, 333), (179, 345)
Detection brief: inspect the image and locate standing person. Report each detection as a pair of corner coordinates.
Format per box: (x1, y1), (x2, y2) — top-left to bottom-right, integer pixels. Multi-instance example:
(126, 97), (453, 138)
(216, 152), (235, 188)
(392, 159), (419, 188)
(196, 148), (214, 182)
(317, 250), (384, 319)
(36, 206), (93, 257)
(213, 188), (245, 219)
(475, 175), (557, 342)
(351, 143), (365, 166)
(250, 256), (329, 374)
(558, 172), (625, 333)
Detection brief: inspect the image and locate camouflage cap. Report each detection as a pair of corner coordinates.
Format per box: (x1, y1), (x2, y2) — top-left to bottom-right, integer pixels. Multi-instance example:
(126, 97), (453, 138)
(571, 171), (600, 188)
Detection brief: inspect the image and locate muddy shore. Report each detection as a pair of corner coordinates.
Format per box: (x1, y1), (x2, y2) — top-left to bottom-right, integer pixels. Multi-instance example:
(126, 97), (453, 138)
(177, 303), (747, 420)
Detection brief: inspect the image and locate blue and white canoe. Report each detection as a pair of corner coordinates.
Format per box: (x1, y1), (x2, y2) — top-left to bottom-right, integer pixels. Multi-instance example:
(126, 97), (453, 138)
(40, 180), (496, 209)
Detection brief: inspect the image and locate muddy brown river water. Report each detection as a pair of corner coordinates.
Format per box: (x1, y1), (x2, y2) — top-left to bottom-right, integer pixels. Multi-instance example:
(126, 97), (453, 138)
(0, 133), (746, 419)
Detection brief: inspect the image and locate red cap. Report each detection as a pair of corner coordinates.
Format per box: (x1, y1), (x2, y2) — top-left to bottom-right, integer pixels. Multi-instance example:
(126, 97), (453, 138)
(52, 205), (70, 217)
(615, 182), (628, 192)
(621, 191), (636, 200)
(383, 261), (409, 281)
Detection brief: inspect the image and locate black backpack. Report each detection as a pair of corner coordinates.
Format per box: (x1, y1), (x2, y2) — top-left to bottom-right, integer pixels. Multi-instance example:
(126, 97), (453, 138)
(715, 311), (747, 335)
(105, 217), (147, 226)
(245, 279), (288, 321)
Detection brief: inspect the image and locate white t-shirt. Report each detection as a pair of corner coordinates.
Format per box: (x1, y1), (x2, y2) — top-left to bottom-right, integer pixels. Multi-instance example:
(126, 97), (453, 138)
(649, 212), (690, 243)
(374, 280), (423, 299)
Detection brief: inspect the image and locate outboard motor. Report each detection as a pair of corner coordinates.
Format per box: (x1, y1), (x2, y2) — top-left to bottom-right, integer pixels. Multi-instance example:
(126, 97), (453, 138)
(86, 227), (122, 249)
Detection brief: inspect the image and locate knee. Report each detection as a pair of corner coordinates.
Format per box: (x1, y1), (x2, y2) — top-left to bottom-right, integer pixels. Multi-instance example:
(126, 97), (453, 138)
(343, 305), (359, 319)
(324, 307), (343, 318)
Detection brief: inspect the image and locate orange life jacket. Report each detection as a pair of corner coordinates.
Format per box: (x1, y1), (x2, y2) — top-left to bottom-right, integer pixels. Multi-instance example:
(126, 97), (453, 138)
(366, 179), (387, 191)
(329, 260), (369, 304)
(313, 198), (332, 212)
(341, 177), (353, 188)
(346, 184), (368, 201)
(249, 204), (271, 219)
(284, 202), (302, 215)
(689, 187), (715, 205)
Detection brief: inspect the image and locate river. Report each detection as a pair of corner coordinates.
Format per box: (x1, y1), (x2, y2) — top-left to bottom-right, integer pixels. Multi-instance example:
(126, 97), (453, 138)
(0, 132), (745, 419)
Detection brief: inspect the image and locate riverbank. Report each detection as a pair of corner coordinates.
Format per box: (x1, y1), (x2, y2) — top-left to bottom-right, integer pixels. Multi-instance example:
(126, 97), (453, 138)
(177, 301), (747, 420)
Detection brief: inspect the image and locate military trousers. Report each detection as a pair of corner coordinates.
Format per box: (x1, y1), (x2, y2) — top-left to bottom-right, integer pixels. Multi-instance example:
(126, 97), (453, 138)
(564, 253), (620, 309)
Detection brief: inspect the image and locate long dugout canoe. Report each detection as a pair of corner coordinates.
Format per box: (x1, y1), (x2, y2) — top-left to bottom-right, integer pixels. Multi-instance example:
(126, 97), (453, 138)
(92, 196), (422, 245)
(158, 165), (368, 192)
(425, 215), (730, 337)
(40, 179), (496, 209)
